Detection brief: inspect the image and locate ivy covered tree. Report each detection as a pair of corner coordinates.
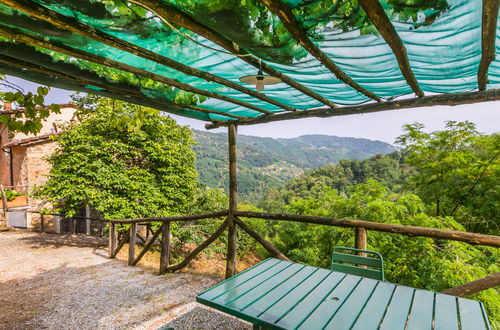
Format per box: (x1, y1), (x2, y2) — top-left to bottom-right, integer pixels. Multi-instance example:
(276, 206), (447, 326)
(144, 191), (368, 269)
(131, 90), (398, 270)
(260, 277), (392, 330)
(33, 95), (198, 219)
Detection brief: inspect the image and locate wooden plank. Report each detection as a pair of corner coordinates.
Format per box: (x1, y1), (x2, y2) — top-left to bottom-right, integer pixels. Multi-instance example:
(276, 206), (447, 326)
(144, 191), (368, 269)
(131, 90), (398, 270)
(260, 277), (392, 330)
(198, 258), (283, 302)
(457, 297), (489, 330)
(359, 0), (424, 97)
(378, 285), (415, 330)
(213, 263), (301, 305)
(297, 275), (362, 329)
(108, 222), (116, 259)
(351, 282), (396, 330)
(442, 272), (500, 297)
(256, 268), (332, 324)
(128, 223), (137, 266)
(131, 226), (162, 266)
(324, 278), (379, 329)
(232, 265), (316, 314)
(235, 217), (290, 261)
(276, 272), (347, 328)
(233, 211), (500, 248)
(434, 294), (459, 330)
(478, 0), (499, 90)
(354, 227), (367, 257)
(226, 123), (238, 279)
(159, 222), (171, 273)
(207, 89), (500, 130)
(406, 289), (435, 330)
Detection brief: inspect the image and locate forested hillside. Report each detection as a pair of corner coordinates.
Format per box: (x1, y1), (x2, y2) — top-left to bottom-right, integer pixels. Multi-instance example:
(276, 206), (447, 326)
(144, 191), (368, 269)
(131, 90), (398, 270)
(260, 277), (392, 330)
(192, 130), (395, 202)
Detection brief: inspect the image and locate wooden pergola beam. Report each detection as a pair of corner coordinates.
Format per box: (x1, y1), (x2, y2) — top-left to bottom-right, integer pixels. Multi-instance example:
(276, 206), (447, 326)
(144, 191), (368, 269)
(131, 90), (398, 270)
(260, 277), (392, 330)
(0, 25), (263, 117)
(0, 0), (295, 114)
(259, 0), (381, 102)
(206, 89), (500, 129)
(358, 0), (424, 97)
(478, 0), (499, 90)
(0, 52), (245, 121)
(133, 0), (336, 108)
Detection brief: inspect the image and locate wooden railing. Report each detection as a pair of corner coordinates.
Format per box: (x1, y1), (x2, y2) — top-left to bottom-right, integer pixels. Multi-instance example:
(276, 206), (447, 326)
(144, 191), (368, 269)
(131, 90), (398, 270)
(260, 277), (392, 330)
(107, 209), (500, 297)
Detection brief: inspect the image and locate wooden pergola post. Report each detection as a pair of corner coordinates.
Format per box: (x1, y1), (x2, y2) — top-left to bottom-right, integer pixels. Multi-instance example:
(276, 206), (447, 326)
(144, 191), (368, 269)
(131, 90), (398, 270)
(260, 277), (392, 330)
(226, 123), (238, 279)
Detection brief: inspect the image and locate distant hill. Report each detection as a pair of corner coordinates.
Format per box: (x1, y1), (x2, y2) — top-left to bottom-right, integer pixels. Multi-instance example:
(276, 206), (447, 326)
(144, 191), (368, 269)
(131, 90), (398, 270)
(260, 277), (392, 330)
(192, 130), (396, 202)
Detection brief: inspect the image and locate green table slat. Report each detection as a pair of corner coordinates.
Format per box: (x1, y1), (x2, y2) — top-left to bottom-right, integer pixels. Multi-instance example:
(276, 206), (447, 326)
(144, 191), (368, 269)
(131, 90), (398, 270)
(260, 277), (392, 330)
(406, 289), (435, 330)
(379, 285), (415, 330)
(241, 266), (318, 317)
(257, 268), (332, 325)
(351, 282), (397, 330)
(434, 294), (459, 330)
(224, 263), (307, 309)
(457, 297), (489, 330)
(198, 258), (282, 301)
(211, 261), (293, 304)
(275, 272), (346, 329)
(297, 275), (362, 329)
(324, 278), (379, 330)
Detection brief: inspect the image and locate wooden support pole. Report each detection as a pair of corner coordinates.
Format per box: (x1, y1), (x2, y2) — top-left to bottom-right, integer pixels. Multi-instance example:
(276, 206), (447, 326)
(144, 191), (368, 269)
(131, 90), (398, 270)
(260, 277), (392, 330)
(206, 88), (500, 129)
(85, 206), (91, 236)
(160, 222), (171, 273)
(40, 214), (45, 232)
(259, 0), (380, 102)
(478, 0), (499, 90)
(111, 229), (130, 259)
(226, 123), (238, 279)
(163, 220), (228, 273)
(128, 223), (137, 266)
(354, 227), (367, 257)
(442, 272), (500, 297)
(234, 211), (500, 248)
(235, 217), (290, 261)
(131, 226), (163, 266)
(0, 184), (8, 217)
(108, 222), (116, 259)
(358, 0), (423, 97)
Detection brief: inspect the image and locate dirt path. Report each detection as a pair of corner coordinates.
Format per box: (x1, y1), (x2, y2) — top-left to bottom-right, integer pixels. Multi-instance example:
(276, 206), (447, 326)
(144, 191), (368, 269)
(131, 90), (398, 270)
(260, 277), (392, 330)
(0, 231), (250, 329)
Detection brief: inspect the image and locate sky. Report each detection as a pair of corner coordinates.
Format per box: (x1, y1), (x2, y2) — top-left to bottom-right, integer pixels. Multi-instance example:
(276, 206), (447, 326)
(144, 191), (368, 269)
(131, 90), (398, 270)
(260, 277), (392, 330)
(5, 76), (499, 145)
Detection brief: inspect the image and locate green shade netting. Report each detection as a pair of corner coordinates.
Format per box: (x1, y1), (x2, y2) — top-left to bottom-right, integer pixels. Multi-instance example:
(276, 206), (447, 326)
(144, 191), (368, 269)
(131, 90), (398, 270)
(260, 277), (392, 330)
(0, 0), (497, 122)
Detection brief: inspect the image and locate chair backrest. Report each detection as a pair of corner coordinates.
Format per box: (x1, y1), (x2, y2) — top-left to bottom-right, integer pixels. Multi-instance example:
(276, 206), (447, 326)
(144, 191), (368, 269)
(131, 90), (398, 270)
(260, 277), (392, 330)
(331, 246), (385, 281)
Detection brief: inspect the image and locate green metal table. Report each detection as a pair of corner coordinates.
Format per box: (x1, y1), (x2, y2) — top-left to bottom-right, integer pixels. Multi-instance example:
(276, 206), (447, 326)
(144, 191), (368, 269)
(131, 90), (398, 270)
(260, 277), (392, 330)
(196, 258), (491, 330)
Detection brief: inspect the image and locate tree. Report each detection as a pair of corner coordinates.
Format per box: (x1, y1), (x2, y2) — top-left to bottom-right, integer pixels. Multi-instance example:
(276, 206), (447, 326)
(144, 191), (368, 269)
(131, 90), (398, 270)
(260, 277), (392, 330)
(0, 75), (61, 134)
(396, 121), (499, 233)
(33, 96), (198, 219)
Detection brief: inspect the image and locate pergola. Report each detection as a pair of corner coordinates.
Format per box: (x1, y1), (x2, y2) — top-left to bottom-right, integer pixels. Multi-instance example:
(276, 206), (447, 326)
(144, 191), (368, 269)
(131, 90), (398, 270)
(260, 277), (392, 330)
(0, 0), (499, 284)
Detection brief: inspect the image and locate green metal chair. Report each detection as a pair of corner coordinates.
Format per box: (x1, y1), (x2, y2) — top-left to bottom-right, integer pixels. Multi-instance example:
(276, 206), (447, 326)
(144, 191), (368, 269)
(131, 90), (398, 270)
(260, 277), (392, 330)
(330, 246), (385, 281)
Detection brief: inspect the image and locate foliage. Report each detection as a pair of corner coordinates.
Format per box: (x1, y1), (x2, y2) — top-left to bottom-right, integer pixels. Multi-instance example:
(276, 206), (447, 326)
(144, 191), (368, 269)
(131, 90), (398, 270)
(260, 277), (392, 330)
(0, 189), (22, 201)
(194, 129), (395, 203)
(0, 74), (61, 134)
(265, 180), (499, 323)
(397, 121), (499, 233)
(33, 96), (198, 219)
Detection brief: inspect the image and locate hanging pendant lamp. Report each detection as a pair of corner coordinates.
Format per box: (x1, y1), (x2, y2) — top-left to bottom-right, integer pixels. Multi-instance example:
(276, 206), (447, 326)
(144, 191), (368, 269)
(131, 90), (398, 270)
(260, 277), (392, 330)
(239, 60), (281, 92)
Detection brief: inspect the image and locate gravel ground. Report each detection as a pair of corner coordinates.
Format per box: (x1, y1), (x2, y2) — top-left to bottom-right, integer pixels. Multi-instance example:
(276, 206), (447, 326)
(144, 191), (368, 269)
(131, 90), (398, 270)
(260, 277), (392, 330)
(0, 231), (250, 330)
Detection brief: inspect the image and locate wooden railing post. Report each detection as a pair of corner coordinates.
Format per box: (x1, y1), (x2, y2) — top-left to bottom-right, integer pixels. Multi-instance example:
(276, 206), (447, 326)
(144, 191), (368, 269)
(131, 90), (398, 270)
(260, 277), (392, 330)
(108, 222), (116, 259)
(160, 222), (171, 273)
(226, 123), (238, 279)
(355, 227), (367, 257)
(40, 214), (45, 232)
(128, 223), (137, 265)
